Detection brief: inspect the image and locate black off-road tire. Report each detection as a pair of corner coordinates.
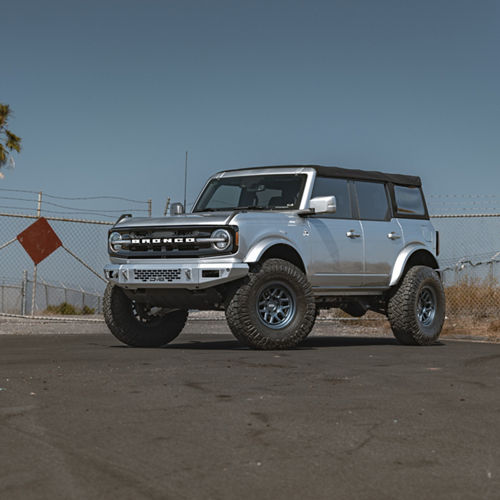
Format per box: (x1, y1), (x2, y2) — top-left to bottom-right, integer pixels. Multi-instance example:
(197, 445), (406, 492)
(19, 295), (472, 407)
(103, 283), (188, 347)
(387, 266), (445, 345)
(225, 258), (316, 350)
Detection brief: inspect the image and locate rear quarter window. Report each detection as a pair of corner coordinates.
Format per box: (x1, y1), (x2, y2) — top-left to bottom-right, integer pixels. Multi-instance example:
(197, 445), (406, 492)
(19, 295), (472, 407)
(394, 185), (426, 217)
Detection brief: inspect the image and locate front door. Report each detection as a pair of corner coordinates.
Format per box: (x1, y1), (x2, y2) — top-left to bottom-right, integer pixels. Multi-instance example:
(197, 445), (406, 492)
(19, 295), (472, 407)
(307, 177), (364, 289)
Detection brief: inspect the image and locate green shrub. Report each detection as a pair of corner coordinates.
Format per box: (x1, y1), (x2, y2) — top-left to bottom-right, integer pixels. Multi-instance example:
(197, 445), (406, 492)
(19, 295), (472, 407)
(43, 302), (96, 316)
(81, 305), (95, 315)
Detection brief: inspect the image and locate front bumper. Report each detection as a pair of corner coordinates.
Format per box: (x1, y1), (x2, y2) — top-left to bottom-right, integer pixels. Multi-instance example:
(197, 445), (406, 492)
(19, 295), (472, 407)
(104, 261), (249, 289)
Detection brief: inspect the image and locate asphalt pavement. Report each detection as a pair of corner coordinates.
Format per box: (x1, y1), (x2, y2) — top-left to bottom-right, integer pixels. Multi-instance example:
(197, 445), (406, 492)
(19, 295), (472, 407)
(1, 320), (499, 499)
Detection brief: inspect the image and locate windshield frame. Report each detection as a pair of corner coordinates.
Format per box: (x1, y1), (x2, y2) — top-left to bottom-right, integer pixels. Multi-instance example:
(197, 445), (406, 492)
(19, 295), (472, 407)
(192, 173), (308, 213)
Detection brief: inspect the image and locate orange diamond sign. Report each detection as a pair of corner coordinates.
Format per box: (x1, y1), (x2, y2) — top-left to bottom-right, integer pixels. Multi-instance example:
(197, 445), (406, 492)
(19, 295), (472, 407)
(17, 217), (62, 265)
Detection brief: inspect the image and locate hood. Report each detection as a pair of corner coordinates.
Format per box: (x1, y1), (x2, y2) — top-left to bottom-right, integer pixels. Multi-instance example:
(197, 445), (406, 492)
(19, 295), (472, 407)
(114, 212), (234, 229)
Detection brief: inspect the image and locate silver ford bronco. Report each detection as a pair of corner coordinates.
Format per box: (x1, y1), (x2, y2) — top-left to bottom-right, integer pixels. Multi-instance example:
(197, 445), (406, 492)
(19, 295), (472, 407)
(104, 165), (445, 349)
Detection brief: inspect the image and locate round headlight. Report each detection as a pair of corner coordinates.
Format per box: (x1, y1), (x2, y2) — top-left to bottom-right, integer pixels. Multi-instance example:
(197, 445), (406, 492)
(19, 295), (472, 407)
(109, 232), (123, 252)
(211, 229), (231, 251)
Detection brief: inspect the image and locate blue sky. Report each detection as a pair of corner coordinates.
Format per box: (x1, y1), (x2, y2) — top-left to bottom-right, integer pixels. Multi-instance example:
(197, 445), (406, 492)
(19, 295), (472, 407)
(1, 0), (499, 216)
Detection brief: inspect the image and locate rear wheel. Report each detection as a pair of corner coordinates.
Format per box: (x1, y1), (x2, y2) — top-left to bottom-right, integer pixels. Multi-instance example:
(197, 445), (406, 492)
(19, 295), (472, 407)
(104, 283), (188, 347)
(225, 258), (316, 350)
(387, 266), (445, 345)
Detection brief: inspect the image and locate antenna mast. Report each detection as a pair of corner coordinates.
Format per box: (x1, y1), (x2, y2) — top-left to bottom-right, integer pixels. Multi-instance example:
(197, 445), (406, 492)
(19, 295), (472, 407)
(184, 151), (188, 211)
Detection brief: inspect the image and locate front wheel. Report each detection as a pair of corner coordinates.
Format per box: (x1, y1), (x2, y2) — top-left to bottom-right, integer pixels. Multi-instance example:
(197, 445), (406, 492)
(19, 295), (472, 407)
(225, 259), (317, 350)
(103, 283), (188, 347)
(387, 266), (445, 345)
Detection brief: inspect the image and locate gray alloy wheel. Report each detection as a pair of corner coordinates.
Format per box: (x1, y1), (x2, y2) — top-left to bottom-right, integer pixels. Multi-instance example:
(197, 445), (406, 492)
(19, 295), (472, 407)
(417, 286), (437, 327)
(256, 281), (297, 329)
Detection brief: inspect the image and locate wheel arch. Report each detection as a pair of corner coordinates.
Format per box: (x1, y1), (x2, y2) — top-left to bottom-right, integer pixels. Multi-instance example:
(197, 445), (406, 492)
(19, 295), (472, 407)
(244, 240), (306, 273)
(389, 245), (439, 287)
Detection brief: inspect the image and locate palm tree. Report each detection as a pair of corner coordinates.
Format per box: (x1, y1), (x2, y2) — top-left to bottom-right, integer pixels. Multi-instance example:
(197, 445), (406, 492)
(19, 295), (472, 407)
(0, 103), (22, 175)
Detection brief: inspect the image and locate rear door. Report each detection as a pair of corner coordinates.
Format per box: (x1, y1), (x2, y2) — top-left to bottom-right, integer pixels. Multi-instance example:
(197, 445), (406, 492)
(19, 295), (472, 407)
(307, 177), (364, 288)
(354, 181), (405, 287)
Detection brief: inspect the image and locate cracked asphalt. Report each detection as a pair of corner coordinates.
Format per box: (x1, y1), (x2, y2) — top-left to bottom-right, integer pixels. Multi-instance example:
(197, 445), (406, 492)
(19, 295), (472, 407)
(1, 320), (500, 499)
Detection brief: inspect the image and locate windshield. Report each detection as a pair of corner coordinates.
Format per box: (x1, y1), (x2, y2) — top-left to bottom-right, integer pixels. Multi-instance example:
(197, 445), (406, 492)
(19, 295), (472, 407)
(193, 174), (307, 212)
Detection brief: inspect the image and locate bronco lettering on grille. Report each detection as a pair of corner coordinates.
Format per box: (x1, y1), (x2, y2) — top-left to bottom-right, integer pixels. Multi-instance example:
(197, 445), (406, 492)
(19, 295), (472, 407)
(131, 237), (196, 244)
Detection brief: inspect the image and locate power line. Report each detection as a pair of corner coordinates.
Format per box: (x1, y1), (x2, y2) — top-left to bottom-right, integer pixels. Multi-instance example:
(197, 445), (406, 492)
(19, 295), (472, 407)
(40, 199), (149, 213)
(0, 195), (148, 214)
(0, 205), (118, 219)
(0, 187), (148, 204)
(0, 188), (37, 195)
(0, 195), (37, 203)
(43, 193), (149, 204)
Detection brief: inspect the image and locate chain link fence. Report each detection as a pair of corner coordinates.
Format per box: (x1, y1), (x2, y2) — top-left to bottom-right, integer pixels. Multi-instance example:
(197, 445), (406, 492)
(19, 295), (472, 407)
(432, 214), (500, 323)
(0, 188), (151, 319)
(0, 193), (498, 325)
(0, 212), (111, 319)
(18, 275), (103, 316)
(0, 275), (103, 317)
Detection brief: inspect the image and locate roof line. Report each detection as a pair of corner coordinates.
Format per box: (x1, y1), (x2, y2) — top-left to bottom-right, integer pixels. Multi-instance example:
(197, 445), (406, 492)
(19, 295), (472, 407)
(214, 165), (422, 187)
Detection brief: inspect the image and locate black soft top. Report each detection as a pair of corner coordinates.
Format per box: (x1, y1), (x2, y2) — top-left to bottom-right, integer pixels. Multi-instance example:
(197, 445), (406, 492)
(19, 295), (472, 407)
(221, 165), (422, 188)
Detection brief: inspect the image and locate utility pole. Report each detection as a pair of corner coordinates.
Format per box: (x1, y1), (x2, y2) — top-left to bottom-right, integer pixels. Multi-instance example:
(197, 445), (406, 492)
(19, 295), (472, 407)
(163, 197), (171, 216)
(184, 151), (188, 211)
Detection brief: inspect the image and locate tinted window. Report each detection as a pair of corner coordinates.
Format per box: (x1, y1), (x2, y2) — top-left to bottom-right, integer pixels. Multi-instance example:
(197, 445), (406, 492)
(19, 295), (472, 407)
(394, 185), (426, 216)
(311, 177), (351, 219)
(204, 184), (242, 209)
(355, 181), (390, 221)
(193, 174), (306, 211)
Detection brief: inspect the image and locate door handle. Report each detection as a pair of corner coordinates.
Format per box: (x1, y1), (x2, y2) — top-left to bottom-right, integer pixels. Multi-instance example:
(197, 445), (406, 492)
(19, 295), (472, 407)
(346, 230), (361, 239)
(387, 232), (401, 240)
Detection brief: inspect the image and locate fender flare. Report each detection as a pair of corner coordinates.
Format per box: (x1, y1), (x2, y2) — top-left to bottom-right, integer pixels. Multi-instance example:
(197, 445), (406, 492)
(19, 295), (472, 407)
(389, 244), (438, 286)
(244, 237), (303, 264)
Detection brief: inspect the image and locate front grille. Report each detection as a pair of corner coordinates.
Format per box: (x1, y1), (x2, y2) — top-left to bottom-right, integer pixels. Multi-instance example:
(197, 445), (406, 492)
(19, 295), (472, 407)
(111, 225), (236, 259)
(133, 269), (182, 283)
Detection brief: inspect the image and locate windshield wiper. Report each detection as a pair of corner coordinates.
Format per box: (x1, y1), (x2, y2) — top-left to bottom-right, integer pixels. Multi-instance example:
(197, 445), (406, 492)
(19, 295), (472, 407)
(234, 206), (269, 211)
(193, 208), (231, 212)
(194, 206), (270, 213)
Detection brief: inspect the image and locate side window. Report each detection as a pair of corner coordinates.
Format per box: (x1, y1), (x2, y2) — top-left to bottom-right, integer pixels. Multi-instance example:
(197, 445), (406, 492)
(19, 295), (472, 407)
(355, 181), (390, 221)
(311, 177), (352, 219)
(394, 185), (426, 216)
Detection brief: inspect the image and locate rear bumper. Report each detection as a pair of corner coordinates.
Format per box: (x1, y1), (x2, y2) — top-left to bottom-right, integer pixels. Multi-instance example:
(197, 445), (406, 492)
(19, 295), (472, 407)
(104, 261), (249, 289)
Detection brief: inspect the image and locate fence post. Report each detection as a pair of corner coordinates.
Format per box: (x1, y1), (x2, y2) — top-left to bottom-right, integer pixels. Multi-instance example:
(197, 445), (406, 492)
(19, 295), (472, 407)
(148, 199), (152, 217)
(31, 264), (38, 317)
(37, 191), (42, 217)
(21, 270), (28, 315)
(1, 279), (4, 313)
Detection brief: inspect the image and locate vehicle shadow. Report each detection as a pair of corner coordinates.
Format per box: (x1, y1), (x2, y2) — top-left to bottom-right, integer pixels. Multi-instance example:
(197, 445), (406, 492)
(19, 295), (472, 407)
(159, 336), (445, 350)
(109, 335), (445, 350)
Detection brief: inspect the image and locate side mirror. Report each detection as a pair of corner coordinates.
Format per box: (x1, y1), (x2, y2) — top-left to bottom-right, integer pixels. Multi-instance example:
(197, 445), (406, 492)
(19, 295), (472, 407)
(170, 202), (185, 215)
(309, 195), (336, 214)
